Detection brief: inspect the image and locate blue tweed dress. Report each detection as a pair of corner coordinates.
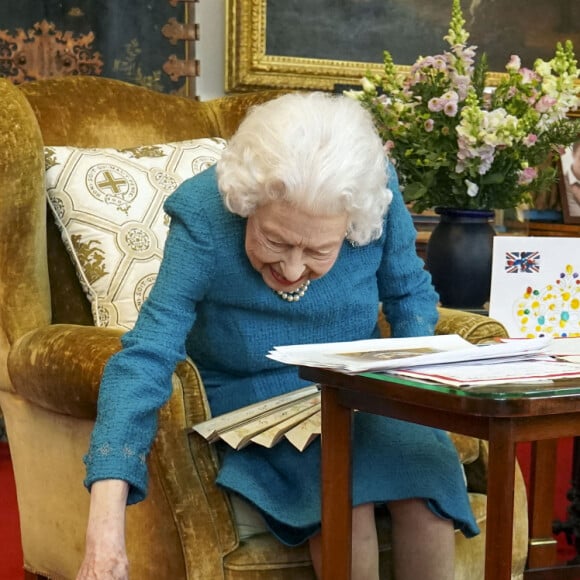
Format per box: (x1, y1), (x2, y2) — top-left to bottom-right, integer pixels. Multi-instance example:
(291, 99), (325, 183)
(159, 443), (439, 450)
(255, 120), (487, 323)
(84, 165), (479, 545)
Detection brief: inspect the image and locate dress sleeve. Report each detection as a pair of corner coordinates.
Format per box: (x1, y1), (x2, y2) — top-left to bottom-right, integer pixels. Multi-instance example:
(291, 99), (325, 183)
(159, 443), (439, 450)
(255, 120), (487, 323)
(377, 164), (440, 337)
(83, 182), (215, 504)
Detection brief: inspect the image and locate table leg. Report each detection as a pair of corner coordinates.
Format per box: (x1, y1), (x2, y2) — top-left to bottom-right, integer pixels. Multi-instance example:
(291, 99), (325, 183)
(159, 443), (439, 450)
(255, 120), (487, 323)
(528, 439), (558, 568)
(486, 419), (517, 580)
(321, 386), (353, 580)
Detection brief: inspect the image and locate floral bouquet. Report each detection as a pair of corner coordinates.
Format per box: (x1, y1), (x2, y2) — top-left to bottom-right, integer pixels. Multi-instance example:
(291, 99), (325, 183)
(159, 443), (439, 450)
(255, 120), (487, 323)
(349, 0), (580, 213)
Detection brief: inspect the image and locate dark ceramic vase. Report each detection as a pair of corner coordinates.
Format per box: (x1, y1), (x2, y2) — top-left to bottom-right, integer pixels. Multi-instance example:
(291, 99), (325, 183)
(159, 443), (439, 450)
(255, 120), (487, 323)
(426, 208), (495, 309)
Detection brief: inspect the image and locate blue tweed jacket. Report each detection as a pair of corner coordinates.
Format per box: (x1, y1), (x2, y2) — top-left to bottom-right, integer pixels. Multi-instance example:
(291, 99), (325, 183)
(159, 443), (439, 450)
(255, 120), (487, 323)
(84, 164), (439, 505)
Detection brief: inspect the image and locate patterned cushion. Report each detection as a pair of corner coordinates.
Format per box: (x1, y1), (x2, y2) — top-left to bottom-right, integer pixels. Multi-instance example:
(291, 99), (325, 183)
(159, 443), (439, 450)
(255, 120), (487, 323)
(45, 138), (227, 330)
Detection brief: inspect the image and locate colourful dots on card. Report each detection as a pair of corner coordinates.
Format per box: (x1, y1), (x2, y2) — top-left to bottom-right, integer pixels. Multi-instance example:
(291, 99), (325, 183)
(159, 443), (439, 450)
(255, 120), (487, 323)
(513, 263), (580, 338)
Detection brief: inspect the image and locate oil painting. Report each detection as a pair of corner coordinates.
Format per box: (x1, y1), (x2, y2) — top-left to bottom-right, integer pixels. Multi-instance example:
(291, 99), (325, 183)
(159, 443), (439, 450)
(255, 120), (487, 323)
(227, 0), (580, 92)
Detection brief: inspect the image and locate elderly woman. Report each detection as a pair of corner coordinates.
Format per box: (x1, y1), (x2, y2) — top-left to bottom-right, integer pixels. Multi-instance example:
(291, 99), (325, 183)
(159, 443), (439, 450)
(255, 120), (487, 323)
(78, 92), (478, 580)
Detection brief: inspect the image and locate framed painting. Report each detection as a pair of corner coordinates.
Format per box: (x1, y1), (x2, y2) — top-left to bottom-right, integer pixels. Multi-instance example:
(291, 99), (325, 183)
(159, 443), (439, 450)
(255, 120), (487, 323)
(226, 0), (580, 93)
(559, 114), (580, 225)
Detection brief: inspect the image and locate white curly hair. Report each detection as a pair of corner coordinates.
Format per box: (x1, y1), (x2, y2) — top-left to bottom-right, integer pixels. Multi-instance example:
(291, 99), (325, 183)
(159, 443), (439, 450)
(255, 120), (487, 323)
(216, 91), (392, 246)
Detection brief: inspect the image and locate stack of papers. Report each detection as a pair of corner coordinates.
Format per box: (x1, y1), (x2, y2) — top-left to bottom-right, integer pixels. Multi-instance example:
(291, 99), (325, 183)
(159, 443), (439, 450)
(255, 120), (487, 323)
(268, 335), (580, 388)
(268, 335), (551, 373)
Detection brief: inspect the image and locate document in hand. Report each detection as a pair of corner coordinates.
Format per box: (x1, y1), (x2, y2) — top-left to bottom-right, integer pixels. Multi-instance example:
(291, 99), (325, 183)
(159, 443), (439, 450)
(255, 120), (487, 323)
(267, 334), (553, 375)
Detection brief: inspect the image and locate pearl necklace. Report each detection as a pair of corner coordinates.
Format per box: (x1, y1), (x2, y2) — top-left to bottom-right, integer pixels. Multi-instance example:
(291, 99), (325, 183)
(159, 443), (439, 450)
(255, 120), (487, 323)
(274, 280), (311, 302)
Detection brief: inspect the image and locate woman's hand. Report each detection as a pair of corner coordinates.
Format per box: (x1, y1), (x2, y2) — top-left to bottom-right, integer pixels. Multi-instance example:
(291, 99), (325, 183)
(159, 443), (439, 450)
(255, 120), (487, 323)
(76, 479), (130, 580)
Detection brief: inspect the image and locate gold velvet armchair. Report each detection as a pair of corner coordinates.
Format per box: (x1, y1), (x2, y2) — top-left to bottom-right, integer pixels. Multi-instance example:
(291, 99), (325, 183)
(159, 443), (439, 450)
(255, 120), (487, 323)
(0, 76), (529, 580)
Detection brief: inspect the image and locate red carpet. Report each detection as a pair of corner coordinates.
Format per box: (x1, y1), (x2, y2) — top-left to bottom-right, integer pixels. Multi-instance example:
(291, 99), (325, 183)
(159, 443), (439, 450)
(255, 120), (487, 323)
(0, 442), (24, 580)
(0, 440), (576, 578)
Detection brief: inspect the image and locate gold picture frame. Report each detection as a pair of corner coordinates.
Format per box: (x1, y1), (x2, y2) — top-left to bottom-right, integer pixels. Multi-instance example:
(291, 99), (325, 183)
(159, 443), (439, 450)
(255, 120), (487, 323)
(225, 0), (511, 93)
(226, 0), (383, 93)
(226, 0), (580, 94)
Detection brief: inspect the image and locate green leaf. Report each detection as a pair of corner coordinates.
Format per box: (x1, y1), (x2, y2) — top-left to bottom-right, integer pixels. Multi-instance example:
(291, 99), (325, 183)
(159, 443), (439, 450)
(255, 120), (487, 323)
(481, 172), (507, 185)
(402, 182), (428, 202)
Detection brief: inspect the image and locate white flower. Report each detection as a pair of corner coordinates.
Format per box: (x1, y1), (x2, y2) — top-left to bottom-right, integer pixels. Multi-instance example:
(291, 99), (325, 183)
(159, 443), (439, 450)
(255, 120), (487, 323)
(361, 77), (376, 94)
(506, 55), (521, 72)
(343, 89), (364, 100)
(465, 180), (479, 197)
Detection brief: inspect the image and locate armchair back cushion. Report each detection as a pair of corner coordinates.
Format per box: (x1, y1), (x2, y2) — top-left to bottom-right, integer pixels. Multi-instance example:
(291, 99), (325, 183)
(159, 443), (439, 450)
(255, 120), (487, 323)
(44, 137), (227, 329)
(18, 76), (283, 327)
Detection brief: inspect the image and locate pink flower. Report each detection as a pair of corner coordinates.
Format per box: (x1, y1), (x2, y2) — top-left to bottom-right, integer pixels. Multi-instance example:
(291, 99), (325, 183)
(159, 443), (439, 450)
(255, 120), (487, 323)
(519, 68), (538, 84)
(424, 119), (435, 132)
(443, 100), (458, 117)
(428, 97), (444, 112)
(441, 90), (459, 103)
(452, 76), (471, 100)
(518, 166), (538, 185)
(523, 134), (538, 147)
(535, 95), (557, 113)
(506, 55), (521, 72)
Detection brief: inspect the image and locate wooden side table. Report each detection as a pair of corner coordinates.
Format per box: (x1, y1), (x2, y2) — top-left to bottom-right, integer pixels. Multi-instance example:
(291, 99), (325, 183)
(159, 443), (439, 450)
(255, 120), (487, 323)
(298, 367), (580, 580)
(521, 219), (580, 570)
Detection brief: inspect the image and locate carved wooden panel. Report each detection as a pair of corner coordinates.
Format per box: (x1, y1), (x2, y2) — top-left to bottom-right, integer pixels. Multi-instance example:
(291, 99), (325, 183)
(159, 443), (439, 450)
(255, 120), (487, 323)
(0, 20), (103, 83)
(162, 0), (199, 98)
(0, 3), (188, 95)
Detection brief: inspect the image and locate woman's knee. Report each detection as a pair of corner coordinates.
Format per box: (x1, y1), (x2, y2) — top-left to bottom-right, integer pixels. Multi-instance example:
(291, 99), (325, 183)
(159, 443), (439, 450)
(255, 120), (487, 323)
(352, 503), (377, 537)
(387, 498), (454, 538)
(387, 498), (435, 523)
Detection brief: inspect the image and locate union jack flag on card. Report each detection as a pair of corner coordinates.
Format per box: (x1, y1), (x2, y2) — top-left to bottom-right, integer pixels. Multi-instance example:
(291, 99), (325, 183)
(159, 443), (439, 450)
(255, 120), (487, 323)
(504, 251), (541, 274)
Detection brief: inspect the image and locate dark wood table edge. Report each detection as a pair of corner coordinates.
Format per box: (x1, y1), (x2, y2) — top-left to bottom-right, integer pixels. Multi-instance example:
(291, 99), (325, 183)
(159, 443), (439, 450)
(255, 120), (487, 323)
(301, 368), (580, 419)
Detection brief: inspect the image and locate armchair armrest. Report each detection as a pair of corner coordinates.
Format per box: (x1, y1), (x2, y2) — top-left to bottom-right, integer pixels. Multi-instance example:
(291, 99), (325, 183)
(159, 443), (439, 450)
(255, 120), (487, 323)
(377, 306), (509, 345)
(7, 324), (123, 418)
(435, 307), (509, 344)
(7, 323), (213, 425)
